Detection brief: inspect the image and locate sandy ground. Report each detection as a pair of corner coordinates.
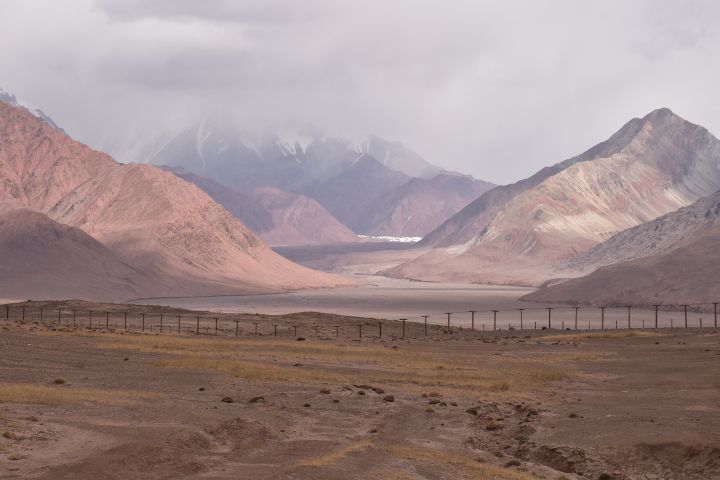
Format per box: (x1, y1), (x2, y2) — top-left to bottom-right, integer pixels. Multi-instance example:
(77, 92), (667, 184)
(272, 242), (425, 276)
(133, 276), (717, 333)
(0, 304), (718, 480)
(132, 276), (535, 320)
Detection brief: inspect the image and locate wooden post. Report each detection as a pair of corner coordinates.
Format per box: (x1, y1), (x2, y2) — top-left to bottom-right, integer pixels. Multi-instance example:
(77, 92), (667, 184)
(177, 316), (181, 333)
(445, 312), (452, 328)
(469, 310), (476, 331)
(4, 305), (8, 320)
(214, 318), (218, 336)
(519, 308), (524, 330)
(654, 305), (659, 329)
(401, 319), (406, 340)
(160, 314), (163, 332)
(73, 310), (76, 326)
(547, 307), (552, 329)
(89, 311), (92, 328)
(40, 307), (43, 322)
(273, 325), (278, 336)
(600, 307), (605, 330)
(234, 320), (238, 336)
(124, 313), (128, 331)
(253, 322), (258, 335)
(22, 306), (25, 321)
(358, 324), (362, 340)
(574, 307), (579, 330)
(334, 325), (339, 337)
(106, 312), (109, 329)
(293, 325), (298, 337)
(627, 306), (631, 329)
(378, 320), (382, 338)
(58, 309), (61, 324)
(423, 315), (429, 336)
(714, 303), (718, 328)
(141, 313), (145, 332)
(683, 305), (688, 328)
(492, 310), (498, 331)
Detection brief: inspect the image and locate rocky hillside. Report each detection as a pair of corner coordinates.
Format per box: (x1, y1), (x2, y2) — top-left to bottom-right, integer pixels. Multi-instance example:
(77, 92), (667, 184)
(303, 155), (412, 229)
(351, 174), (494, 237)
(166, 168), (356, 246)
(522, 224), (720, 307)
(390, 108), (720, 285)
(563, 189), (720, 272)
(419, 112), (650, 248)
(251, 187), (358, 245)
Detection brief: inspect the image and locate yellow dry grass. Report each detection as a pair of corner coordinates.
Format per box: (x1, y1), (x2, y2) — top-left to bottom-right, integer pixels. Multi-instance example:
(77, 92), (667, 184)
(150, 343), (571, 397)
(298, 439), (373, 467)
(387, 445), (538, 480)
(540, 331), (665, 342)
(0, 382), (153, 405)
(47, 330), (574, 396)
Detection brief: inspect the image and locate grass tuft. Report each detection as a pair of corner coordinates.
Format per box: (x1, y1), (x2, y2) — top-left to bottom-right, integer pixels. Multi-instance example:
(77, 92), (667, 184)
(298, 439), (373, 467)
(388, 445), (538, 479)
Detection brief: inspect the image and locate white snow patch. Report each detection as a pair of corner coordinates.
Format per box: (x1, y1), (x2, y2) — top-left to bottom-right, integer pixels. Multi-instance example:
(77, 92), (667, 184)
(0, 87), (61, 129)
(358, 235), (422, 243)
(276, 129), (314, 156)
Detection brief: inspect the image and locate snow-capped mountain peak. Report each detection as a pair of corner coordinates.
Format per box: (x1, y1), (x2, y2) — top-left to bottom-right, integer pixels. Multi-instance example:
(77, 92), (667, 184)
(0, 87), (62, 131)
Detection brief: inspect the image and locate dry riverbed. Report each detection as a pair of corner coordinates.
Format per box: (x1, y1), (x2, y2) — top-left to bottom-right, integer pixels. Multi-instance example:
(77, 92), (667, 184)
(0, 305), (718, 479)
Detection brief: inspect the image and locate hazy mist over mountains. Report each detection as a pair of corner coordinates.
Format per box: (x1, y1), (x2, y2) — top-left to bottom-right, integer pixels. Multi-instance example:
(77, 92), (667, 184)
(2, 1), (720, 184)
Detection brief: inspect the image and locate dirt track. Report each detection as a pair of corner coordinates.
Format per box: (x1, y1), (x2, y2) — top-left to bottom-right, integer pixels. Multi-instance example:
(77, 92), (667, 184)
(0, 308), (718, 480)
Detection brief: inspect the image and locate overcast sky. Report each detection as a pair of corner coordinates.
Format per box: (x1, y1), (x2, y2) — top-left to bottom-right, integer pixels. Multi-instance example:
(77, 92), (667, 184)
(1, 0), (719, 184)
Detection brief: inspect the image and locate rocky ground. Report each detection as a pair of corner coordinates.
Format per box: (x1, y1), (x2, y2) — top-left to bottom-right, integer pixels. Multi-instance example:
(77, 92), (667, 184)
(0, 303), (718, 479)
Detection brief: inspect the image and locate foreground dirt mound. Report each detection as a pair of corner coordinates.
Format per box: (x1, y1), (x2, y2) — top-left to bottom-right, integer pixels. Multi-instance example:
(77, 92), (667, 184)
(0, 209), (159, 301)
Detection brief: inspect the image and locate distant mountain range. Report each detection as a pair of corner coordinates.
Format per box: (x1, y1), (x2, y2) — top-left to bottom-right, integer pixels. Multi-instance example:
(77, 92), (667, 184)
(6, 85), (720, 306)
(351, 173), (494, 237)
(166, 167), (358, 246)
(107, 114), (494, 237)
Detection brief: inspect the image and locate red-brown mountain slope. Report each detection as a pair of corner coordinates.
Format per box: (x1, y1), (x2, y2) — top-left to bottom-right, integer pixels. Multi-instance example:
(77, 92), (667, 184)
(0, 102), (348, 298)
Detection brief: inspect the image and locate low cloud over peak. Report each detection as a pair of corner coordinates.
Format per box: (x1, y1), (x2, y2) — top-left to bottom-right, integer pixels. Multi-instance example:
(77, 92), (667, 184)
(1, 0), (719, 184)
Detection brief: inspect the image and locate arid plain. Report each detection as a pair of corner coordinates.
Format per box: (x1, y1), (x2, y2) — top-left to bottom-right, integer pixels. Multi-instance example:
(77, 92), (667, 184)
(0, 299), (718, 480)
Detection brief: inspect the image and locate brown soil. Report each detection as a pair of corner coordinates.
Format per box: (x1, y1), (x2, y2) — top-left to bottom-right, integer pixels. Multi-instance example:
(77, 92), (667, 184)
(0, 303), (718, 480)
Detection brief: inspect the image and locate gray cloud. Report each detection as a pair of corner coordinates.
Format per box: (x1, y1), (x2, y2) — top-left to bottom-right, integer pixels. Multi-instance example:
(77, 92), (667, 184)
(1, 0), (719, 184)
